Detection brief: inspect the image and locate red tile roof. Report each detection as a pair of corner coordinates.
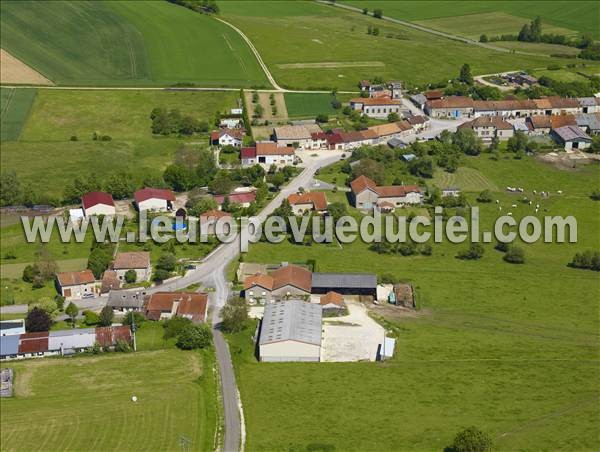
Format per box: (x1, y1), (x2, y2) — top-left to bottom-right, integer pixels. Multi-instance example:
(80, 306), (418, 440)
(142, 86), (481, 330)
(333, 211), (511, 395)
(375, 185), (421, 197)
(211, 128), (244, 141)
(81, 191), (114, 209)
(240, 147), (257, 159)
(56, 270), (95, 287)
(350, 175), (377, 194)
(244, 273), (274, 290)
(145, 292), (208, 322)
(320, 291), (344, 306)
(113, 252), (150, 270)
(458, 116), (513, 131)
(256, 142), (294, 155)
(350, 97), (402, 106)
(424, 90), (444, 100)
(199, 209), (232, 220)
(95, 326), (132, 347)
(271, 264), (312, 292)
(287, 192), (328, 211)
(214, 192), (256, 204)
(134, 188), (175, 203)
(427, 96), (474, 109)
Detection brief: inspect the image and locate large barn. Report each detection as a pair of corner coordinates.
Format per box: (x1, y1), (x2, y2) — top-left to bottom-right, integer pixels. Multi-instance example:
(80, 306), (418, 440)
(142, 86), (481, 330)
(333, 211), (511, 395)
(259, 300), (322, 362)
(311, 272), (377, 297)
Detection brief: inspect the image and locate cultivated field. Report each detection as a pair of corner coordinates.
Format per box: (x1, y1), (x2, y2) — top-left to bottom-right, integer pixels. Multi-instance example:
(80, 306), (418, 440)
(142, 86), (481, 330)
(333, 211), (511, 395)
(0, 349), (218, 451)
(344, 1), (600, 39)
(0, 87), (36, 141)
(230, 153), (600, 451)
(219, 1), (568, 90)
(0, 49), (53, 86)
(0, 1), (268, 87)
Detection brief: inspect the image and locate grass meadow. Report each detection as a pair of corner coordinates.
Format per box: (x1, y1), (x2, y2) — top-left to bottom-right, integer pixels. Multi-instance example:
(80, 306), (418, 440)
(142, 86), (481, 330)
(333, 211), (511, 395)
(0, 89), (237, 198)
(0, 346), (219, 451)
(284, 93), (353, 118)
(344, 1), (600, 39)
(0, 87), (36, 141)
(228, 153), (600, 451)
(0, 0), (267, 87)
(219, 1), (569, 91)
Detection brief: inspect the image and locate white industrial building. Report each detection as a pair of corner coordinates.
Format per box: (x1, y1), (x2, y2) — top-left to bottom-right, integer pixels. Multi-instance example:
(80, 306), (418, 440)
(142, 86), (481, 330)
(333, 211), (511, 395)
(259, 300), (322, 362)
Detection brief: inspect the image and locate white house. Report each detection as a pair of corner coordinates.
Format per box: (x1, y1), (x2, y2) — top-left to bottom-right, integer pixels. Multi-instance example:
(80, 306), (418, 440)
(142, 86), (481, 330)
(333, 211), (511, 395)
(134, 188), (175, 212)
(210, 128), (244, 147)
(56, 270), (96, 300)
(349, 96), (402, 119)
(112, 252), (151, 282)
(259, 300), (322, 362)
(241, 141), (295, 168)
(81, 191), (116, 217)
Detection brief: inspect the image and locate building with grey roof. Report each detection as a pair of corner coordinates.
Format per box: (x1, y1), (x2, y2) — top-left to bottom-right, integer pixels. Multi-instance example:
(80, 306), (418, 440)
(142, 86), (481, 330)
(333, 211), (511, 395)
(48, 328), (96, 353)
(259, 300), (322, 362)
(107, 290), (146, 311)
(311, 273), (377, 296)
(551, 125), (592, 150)
(0, 335), (20, 358)
(576, 113), (600, 135)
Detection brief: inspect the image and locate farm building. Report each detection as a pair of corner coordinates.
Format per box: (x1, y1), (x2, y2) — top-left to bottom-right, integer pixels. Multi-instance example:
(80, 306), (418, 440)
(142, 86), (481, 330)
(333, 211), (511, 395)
(350, 175), (422, 210)
(214, 191), (256, 208)
(112, 252), (151, 282)
(0, 326), (131, 361)
(244, 264), (312, 304)
(259, 300), (322, 362)
(457, 116), (514, 142)
(144, 292), (209, 323)
(241, 141), (295, 168)
(134, 188), (175, 212)
(425, 96), (474, 118)
(319, 291), (345, 313)
(575, 113), (600, 135)
(311, 273), (377, 297)
(81, 191), (116, 217)
(273, 124), (316, 148)
(287, 191), (328, 215)
(578, 97), (600, 114)
(551, 126), (592, 150)
(0, 320), (25, 337)
(56, 270), (96, 300)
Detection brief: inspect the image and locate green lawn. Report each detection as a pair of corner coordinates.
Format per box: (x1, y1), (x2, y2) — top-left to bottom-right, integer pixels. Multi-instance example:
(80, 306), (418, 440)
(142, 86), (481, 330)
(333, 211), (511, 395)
(228, 153), (600, 451)
(219, 1), (568, 91)
(0, 87), (36, 141)
(284, 93), (353, 118)
(0, 348), (218, 451)
(0, 0), (268, 87)
(344, 1), (600, 38)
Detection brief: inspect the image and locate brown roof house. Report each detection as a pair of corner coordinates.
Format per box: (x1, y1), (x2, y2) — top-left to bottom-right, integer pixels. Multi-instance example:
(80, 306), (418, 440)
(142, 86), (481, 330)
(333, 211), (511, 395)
(112, 252), (151, 283)
(350, 175), (422, 210)
(320, 291), (345, 313)
(287, 192), (328, 215)
(244, 264), (312, 305)
(144, 292), (209, 323)
(56, 270), (96, 301)
(349, 96), (402, 119)
(457, 117), (514, 142)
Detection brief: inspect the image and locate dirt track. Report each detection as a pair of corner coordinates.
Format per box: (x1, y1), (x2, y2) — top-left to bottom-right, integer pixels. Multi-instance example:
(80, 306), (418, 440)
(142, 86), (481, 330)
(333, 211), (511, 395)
(0, 49), (53, 85)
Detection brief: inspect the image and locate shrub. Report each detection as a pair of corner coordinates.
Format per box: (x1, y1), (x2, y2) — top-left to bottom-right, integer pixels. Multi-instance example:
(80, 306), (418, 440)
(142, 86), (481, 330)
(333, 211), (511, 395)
(176, 324), (212, 350)
(123, 311), (146, 327)
(495, 241), (510, 253)
(114, 339), (131, 353)
(590, 189), (600, 201)
(163, 316), (193, 340)
(457, 243), (485, 260)
(22, 264), (39, 283)
(569, 250), (600, 271)
(503, 246), (525, 264)
(449, 426), (492, 452)
(124, 269), (137, 284)
(220, 297), (249, 333)
(83, 310), (100, 326)
(476, 189), (493, 203)
(99, 305), (114, 327)
(316, 113), (329, 123)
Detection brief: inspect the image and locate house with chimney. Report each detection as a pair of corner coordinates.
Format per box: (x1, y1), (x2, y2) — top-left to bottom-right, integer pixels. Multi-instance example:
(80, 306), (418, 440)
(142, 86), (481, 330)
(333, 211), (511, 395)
(287, 191), (328, 215)
(350, 175), (422, 210)
(144, 292), (209, 323)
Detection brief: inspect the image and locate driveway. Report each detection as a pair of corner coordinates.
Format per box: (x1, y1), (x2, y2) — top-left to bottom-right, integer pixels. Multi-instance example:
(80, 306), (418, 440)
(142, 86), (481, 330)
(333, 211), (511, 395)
(321, 300), (385, 362)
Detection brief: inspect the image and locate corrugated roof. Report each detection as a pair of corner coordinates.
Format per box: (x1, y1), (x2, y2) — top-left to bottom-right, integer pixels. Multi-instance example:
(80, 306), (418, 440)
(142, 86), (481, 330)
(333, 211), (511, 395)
(81, 191), (114, 209)
(312, 273), (377, 290)
(48, 329), (96, 351)
(259, 300), (322, 346)
(553, 125), (591, 142)
(134, 188), (175, 203)
(95, 326), (132, 347)
(0, 335), (20, 356)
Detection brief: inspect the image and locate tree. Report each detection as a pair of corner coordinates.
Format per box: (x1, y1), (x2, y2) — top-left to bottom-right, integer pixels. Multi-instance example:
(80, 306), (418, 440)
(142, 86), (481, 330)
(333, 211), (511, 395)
(408, 157), (434, 178)
(190, 197), (218, 217)
(99, 305), (114, 327)
(458, 63), (473, 85)
(176, 324), (212, 350)
(195, 150), (218, 186)
(271, 172), (286, 189)
(450, 427), (492, 452)
(351, 158), (386, 184)
(157, 252), (177, 272)
(327, 202), (348, 222)
(254, 104), (264, 118)
(87, 243), (113, 279)
(163, 164), (196, 191)
(124, 269), (137, 284)
(0, 170), (21, 206)
(26, 307), (52, 332)
(362, 7), (368, 14)
(387, 112), (400, 122)
(83, 310), (100, 326)
(504, 246), (525, 264)
(457, 243), (485, 260)
(163, 316), (193, 340)
(22, 264), (39, 283)
(476, 189), (493, 203)
(479, 34), (488, 43)
(35, 246), (58, 281)
(452, 128), (482, 155)
(65, 302), (79, 325)
(507, 131), (529, 153)
(123, 311), (146, 327)
(220, 297), (249, 333)
(316, 113), (329, 123)
(373, 8), (383, 18)
(518, 23), (531, 42)
(372, 27), (380, 36)
(104, 172), (135, 199)
(209, 172), (234, 195)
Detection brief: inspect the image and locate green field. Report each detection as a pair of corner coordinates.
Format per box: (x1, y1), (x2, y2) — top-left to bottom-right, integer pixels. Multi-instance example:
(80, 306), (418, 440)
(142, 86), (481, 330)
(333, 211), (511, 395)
(229, 153), (600, 450)
(219, 1), (568, 90)
(0, 348), (218, 451)
(0, 87), (36, 141)
(284, 93), (352, 118)
(0, 89), (237, 198)
(0, 0), (268, 87)
(344, 1), (600, 39)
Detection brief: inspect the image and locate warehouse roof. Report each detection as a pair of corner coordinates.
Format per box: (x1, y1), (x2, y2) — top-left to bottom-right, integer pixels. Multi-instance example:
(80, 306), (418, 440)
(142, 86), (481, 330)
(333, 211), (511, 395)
(312, 272), (377, 289)
(0, 334), (20, 356)
(259, 300), (322, 346)
(553, 125), (592, 142)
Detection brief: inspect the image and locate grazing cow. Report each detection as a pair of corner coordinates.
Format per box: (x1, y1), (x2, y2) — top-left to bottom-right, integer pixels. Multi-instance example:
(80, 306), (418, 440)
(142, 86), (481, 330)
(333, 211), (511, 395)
(508, 212), (513, 216)
(511, 204), (517, 208)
